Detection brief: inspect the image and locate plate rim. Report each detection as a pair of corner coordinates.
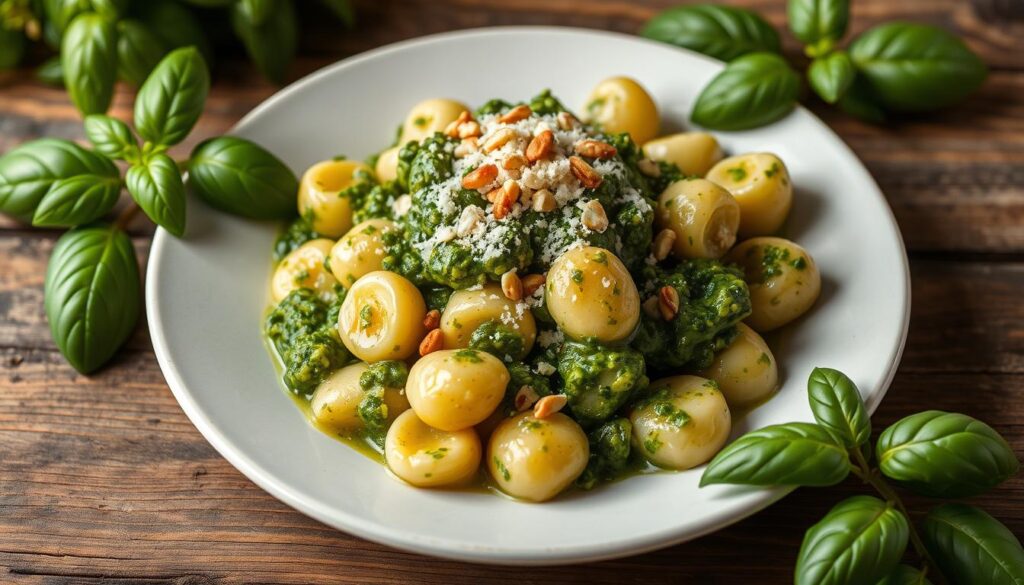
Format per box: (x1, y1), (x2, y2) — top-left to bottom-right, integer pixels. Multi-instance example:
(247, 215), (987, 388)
(147, 25), (912, 565)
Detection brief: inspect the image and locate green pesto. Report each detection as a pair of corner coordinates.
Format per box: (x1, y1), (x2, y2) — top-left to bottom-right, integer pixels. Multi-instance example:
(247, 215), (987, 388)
(358, 305), (373, 330)
(577, 417), (632, 490)
(265, 289), (351, 396)
(790, 256), (808, 270)
(425, 447), (448, 460)
(421, 285), (454, 312)
(557, 340), (648, 428)
(758, 352), (772, 365)
(273, 214), (321, 262)
(494, 363), (553, 419)
(353, 181), (402, 224)
(493, 456), (511, 481)
(726, 166), (747, 182)
(474, 98), (513, 117)
(468, 320), (527, 362)
(638, 385), (692, 429)
(357, 360), (409, 446)
(643, 432), (663, 454)
(764, 161), (781, 178)
(571, 269), (584, 284)
(631, 259), (752, 371)
(760, 244), (790, 282)
(453, 348), (484, 363)
(529, 89), (569, 116)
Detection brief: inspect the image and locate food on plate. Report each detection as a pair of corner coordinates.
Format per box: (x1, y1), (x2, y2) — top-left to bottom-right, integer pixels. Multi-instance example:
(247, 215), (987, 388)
(264, 77), (821, 501)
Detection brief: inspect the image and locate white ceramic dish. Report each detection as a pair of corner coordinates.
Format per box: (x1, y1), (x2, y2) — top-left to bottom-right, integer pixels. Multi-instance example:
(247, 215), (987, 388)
(147, 27), (910, 565)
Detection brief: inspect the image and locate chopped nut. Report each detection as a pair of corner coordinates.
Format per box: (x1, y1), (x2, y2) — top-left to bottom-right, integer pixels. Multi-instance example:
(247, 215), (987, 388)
(642, 296), (661, 319)
(492, 180), (521, 220)
(581, 200), (609, 232)
(392, 194), (412, 217)
(498, 104), (532, 124)
(503, 153), (528, 170)
(638, 158), (661, 177)
(569, 156), (603, 189)
(557, 111), (576, 130)
(659, 286), (680, 321)
(533, 394), (568, 419)
(483, 127), (517, 152)
(436, 227), (456, 243)
(457, 205), (484, 237)
(419, 329), (444, 356)
(521, 274), (546, 296)
(574, 139), (617, 159)
(423, 309), (441, 330)
(653, 228), (677, 261)
(462, 164), (498, 190)
(501, 270), (523, 301)
(454, 137), (479, 158)
(531, 188), (556, 212)
(458, 121), (482, 139)
(445, 110), (472, 137)
(526, 130), (554, 163)
(514, 385), (540, 412)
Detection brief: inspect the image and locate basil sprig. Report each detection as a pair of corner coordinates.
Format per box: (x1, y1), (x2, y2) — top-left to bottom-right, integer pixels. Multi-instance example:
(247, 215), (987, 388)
(645, 0), (986, 129)
(1, 48), (300, 373)
(640, 4), (780, 63)
(701, 367), (1021, 585)
(61, 12), (118, 116)
(691, 52), (800, 131)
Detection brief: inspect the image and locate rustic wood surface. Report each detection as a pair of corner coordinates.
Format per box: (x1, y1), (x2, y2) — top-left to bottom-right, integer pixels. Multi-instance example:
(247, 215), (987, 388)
(2, 0), (1023, 582)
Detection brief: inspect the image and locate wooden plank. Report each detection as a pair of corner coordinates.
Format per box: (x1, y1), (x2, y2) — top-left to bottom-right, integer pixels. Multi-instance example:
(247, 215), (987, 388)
(0, 348), (1019, 583)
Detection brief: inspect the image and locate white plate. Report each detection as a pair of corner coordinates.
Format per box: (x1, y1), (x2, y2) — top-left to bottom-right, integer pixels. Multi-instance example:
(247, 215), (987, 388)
(148, 27), (910, 565)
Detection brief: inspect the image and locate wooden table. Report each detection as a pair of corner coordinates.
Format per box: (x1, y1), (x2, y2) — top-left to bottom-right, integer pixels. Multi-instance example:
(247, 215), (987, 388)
(1, 0), (1022, 582)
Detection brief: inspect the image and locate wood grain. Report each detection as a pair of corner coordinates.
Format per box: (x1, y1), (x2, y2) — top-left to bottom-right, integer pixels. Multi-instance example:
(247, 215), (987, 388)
(1, 0), (1023, 582)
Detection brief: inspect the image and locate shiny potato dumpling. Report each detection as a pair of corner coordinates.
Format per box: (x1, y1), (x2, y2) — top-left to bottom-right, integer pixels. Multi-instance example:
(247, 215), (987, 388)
(375, 146), (401, 183)
(400, 98), (470, 144)
(385, 409), (482, 488)
(582, 76), (660, 145)
(631, 375), (731, 470)
(329, 219), (396, 287)
(271, 238), (338, 303)
(545, 246), (640, 344)
(656, 178), (739, 259)
(487, 412), (589, 502)
(439, 284), (537, 359)
(725, 237), (821, 332)
(706, 153), (792, 237)
(642, 132), (724, 177)
(405, 349), (509, 431)
(699, 323), (778, 409)
(310, 362), (409, 433)
(337, 270), (426, 362)
(298, 159), (369, 237)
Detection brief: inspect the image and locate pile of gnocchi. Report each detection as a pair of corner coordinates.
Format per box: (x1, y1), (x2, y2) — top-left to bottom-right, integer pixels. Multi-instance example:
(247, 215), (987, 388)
(265, 76), (821, 502)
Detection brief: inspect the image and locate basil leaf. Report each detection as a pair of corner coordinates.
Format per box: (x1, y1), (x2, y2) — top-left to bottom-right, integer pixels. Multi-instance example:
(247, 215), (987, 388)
(837, 75), (887, 123)
(231, 0), (297, 84)
(796, 496), (909, 585)
(84, 115), (139, 161)
(691, 52), (800, 131)
(876, 565), (934, 585)
(134, 47), (210, 147)
(641, 4), (780, 62)
(61, 12), (119, 116)
(849, 22), (987, 112)
(922, 504), (1024, 585)
(700, 422), (849, 487)
(126, 154), (186, 237)
(134, 0), (212, 62)
(33, 174), (121, 228)
(877, 410), (1019, 498)
(808, 51), (855, 104)
(318, 0), (355, 28)
(787, 0), (849, 48)
(188, 136), (298, 220)
(36, 56), (65, 86)
(44, 0), (127, 34)
(807, 367), (870, 448)
(116, 19), (167, 87)
(178, 0), (234, 6)
(0, 138), (117, 223)
(0, 26), (26, 69)
(237, 0), (275, 26)
(44, 224), (140, 374)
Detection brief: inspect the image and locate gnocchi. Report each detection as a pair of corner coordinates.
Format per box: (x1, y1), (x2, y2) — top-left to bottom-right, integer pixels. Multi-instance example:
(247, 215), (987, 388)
(706, 153), (793, 237)
(271, 238), (338, 303)
(439, 284), (537, 359)
(400, 98), (470, 144)
(656, 178), (740, 259)
(630, 376), (731, 470)
(643, 132), (724, 177)
(582, 76), (660, 145)
(545, 247), (640, 344)
(329, 219), (396, 286)
(337, 271), (427, 362)
(725, 237), (821, 332)
(310, 362), (410, 433)
(385, 409), (481, 487)
(699, 323), (778, 409)
(405, 349), (509, 431)
(375, 146), (401, 183)
(487, 412), (589, 502)
(298, 159), (369, 237)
